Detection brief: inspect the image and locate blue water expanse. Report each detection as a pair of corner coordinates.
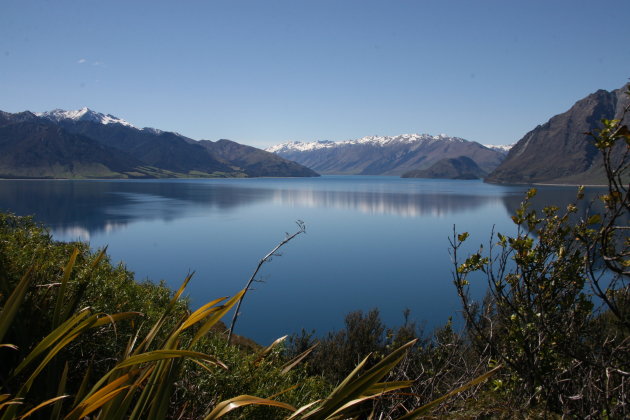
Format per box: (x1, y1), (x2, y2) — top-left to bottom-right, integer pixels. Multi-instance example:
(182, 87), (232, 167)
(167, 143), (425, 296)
(0, 176), (601, 344)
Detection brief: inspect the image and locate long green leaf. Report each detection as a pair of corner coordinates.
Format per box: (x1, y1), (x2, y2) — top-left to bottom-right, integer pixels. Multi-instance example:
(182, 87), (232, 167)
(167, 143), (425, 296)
(21, 327), (91, 394)
(0, 344), (18, 350)
(65, 387), (130, 420)
(281, 343), (318, 375)
(13, 309), (92, 376)
(72, 360), (93, 407)
(115, 349), (227, 370)
(0, 266), (33, 343)
(86, 349), (225, 404)
(286, 400), (321, 420)
(302, 339), (417, 419)
(106, 366), (155, 420)
(320, 382), (414, 420)
(19, 311), (126, 395)
(17, 309), (135, 380)
(163, 296), (228, 350)
(0, 396), (22, 409)
(254, 335), (288, 364)
(50, 362), (69, 420)
(179, 297), (228, 331)
(204, 395), (295, 420)
(134, 272), (194, 354)
(67, 369), (140, 420)
(64, 247), (108, 319)
(364, 381), (414, 396)
(190, 288), (246, 347)
(52, 248), (79, 328)
(18, 395), (68, 419)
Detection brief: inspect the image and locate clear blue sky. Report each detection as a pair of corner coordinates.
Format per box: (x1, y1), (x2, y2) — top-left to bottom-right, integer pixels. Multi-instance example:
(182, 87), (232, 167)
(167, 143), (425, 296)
(1, 0), (629, 148)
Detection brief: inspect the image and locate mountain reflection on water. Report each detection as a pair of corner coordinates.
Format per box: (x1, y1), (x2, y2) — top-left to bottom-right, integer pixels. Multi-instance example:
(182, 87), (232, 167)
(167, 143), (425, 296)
(0, 177), (519, 238)
(501, 185), (608, 225)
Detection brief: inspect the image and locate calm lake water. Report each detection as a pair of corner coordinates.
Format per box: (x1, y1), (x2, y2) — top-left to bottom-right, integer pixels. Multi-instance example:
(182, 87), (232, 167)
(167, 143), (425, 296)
(0, 176), (600, 344)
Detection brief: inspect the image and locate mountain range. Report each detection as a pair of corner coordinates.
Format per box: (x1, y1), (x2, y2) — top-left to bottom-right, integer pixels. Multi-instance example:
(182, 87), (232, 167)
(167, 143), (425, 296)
(266, 134), (508, 176)
(5, 81), (626, 183)
(486, 83), (630, 184)
(0, 108), (319, 179)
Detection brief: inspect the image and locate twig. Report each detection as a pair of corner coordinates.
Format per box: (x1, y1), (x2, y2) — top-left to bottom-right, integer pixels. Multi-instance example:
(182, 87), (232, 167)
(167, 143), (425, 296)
(227, 220), (306, 345)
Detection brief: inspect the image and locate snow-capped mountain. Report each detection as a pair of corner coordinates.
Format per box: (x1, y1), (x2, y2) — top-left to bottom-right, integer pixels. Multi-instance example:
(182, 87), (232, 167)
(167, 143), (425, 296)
(0, 107), (318, 179)
(267, 134), (464, 153)
(267, 134), (507, 176)
(36, 107), (135, 128)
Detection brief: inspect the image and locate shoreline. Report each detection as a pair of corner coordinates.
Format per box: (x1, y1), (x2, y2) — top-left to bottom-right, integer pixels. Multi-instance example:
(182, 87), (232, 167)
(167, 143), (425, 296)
(484, 179), (608, 188)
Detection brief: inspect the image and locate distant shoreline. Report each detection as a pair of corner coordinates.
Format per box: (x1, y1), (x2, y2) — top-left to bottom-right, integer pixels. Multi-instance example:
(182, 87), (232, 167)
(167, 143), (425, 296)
(484, 179), (608, 188)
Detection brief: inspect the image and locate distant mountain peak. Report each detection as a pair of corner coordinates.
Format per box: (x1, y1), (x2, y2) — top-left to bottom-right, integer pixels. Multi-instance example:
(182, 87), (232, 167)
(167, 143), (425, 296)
(483, 144), (514, 154)
(36, 107), (135, 128)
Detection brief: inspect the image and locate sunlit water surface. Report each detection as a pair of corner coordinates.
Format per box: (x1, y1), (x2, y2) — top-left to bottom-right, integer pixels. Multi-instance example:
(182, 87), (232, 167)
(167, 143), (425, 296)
(0, 176), (600, 344)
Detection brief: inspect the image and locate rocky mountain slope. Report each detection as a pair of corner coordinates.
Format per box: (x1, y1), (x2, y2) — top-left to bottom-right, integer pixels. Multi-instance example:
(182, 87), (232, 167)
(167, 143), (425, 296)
(267, 134), (506, 176)
(486, 83), (630, 184)
(402, 156), (487, 179)
(0, 108), (318, 179)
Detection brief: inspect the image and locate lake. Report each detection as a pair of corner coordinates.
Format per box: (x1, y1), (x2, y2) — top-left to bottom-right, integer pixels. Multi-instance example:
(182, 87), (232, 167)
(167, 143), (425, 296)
(0, 176), (598, 344)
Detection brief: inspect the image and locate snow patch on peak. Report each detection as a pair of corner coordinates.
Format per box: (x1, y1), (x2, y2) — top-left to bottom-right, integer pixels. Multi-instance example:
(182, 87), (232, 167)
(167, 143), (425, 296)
(36, 108), (135, 128)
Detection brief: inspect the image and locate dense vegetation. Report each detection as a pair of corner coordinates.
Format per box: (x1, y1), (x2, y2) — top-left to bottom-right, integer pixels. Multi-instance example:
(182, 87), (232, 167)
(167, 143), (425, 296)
(0, 92), (628, 418)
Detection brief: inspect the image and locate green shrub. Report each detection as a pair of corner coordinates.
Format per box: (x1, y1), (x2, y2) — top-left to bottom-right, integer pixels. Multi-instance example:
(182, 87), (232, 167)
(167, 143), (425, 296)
(451, 105), (630, 417)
